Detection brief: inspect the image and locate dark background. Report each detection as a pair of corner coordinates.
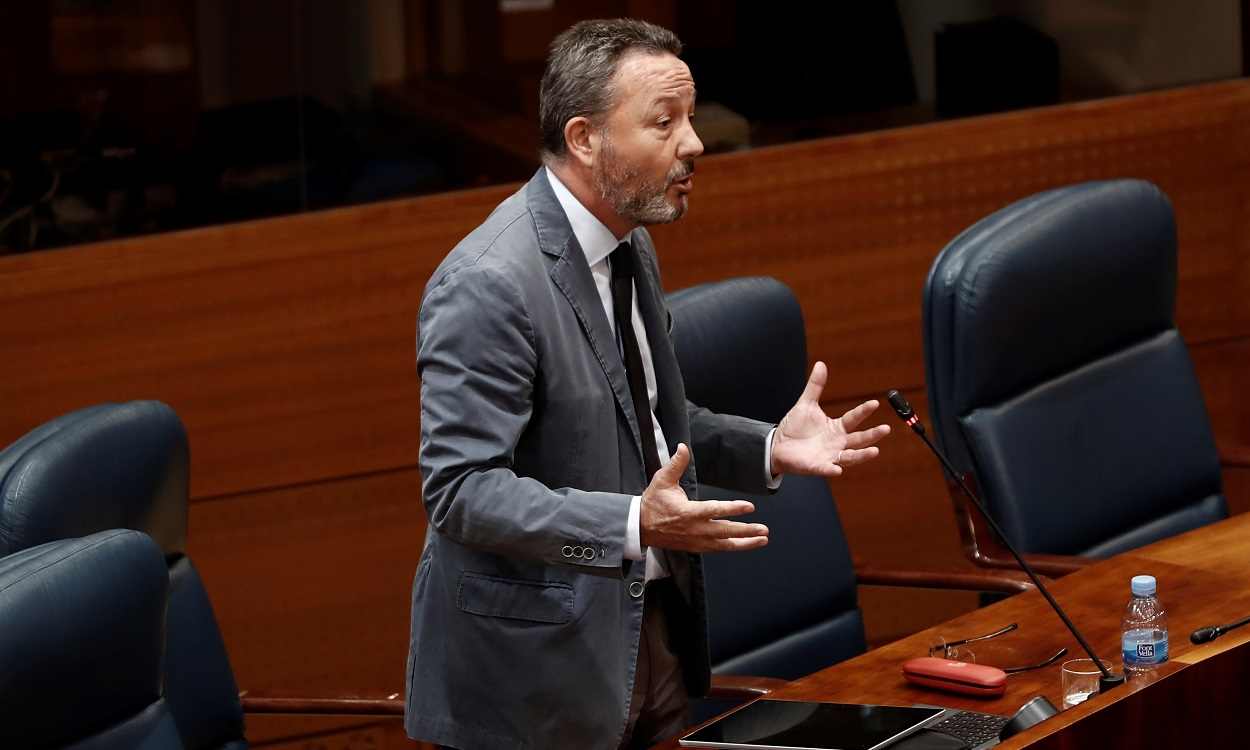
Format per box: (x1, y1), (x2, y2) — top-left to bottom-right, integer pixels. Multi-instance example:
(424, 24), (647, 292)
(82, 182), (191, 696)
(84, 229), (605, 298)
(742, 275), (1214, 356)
(0, 0), (1244, 253)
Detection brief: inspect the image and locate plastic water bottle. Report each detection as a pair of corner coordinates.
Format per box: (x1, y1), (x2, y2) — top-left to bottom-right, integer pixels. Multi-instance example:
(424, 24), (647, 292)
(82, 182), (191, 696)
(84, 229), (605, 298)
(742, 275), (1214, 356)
(1121, 574), (1168, 679)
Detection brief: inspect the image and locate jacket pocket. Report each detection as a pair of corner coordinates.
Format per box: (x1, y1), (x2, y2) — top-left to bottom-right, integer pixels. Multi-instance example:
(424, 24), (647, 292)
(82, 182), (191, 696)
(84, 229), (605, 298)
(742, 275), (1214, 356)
(457, 571), (574, 624)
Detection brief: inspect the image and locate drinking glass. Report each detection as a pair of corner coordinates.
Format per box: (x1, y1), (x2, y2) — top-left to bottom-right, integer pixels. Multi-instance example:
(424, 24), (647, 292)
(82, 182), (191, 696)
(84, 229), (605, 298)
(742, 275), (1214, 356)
(1060, 658), (1108, 709)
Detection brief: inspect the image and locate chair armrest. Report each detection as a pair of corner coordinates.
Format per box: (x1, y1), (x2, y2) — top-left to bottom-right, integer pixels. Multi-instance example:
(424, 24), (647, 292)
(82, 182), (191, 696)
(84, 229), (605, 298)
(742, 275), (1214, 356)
(964, 549), (1090, 578)
(945, 475), (1091, 578)
(239, 689), (404, 716)
(854, 563), (1037, 594)
(706, 675), (788, 700)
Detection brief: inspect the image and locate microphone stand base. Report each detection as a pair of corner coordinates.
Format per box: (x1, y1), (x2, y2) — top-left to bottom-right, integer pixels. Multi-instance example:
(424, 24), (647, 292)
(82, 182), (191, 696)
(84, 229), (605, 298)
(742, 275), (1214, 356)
(1098, 673), (1126, 692)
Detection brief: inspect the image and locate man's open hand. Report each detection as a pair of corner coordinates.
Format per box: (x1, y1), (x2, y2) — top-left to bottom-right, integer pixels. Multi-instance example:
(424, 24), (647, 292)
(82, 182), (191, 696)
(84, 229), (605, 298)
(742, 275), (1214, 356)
(640, 443), (769, 552)
(770, 361), (890, 477)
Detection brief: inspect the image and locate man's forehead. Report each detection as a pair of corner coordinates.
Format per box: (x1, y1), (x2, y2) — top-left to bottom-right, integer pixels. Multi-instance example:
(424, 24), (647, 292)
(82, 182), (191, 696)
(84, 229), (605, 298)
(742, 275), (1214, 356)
(613, 51), (696, 104)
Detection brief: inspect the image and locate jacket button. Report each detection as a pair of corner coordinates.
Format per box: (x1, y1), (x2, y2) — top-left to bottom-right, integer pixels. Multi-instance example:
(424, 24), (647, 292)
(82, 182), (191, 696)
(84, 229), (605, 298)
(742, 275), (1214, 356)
(562, 545), (574, 558)
(628, 581), (645, 598)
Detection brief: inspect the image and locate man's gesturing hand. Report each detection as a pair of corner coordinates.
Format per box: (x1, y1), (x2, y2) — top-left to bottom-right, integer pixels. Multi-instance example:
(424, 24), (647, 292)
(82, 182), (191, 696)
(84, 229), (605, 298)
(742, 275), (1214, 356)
(639, 443), (769, 553)
(770, 361), (891, 477)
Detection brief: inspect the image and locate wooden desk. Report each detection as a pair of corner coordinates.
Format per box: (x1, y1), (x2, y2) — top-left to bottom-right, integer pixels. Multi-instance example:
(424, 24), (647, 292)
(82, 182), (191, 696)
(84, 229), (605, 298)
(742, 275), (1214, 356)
(655, 513), (1250, 748)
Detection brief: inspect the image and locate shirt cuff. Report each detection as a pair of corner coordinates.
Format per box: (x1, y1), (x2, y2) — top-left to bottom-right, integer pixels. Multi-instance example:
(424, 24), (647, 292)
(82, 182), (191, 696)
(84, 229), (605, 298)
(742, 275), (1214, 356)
(765, 427), (783, 490)
(625, 495), (645, 561)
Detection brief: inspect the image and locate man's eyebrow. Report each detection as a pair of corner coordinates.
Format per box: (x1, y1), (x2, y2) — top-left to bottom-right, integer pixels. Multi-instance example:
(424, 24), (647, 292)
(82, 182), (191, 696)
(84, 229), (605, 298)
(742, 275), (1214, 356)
(648, 89), (698, 108)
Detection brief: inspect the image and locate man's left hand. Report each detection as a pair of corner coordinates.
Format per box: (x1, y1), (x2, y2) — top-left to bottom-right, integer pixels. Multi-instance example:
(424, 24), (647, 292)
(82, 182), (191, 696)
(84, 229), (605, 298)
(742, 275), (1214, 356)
(770, 361), (890, 477)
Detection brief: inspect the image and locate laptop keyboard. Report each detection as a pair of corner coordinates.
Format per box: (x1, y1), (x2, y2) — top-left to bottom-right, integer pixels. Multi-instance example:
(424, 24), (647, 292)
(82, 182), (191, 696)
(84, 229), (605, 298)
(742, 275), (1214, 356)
(928, 711), (1009, 747)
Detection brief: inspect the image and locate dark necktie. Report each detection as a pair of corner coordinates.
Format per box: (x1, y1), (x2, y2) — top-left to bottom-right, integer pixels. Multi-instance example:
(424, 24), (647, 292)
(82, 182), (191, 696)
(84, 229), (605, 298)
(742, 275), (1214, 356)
(610, 242), (663, 482)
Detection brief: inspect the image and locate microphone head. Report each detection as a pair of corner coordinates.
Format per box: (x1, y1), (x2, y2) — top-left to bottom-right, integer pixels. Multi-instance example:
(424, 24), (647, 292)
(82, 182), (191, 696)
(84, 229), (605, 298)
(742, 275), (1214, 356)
(886, 389), (914, 421)
(1191, 626), (1220, 644)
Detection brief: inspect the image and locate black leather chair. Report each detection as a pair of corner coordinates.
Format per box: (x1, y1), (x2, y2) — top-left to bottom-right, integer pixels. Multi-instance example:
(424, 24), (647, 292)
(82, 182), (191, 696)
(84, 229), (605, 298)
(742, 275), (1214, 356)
(0, 400), (403, 749)
(0, 401), (246, 749)
(0, 529), (181, 750)
(666, 277), (1032, 688)
(922, 179), (1229, 577)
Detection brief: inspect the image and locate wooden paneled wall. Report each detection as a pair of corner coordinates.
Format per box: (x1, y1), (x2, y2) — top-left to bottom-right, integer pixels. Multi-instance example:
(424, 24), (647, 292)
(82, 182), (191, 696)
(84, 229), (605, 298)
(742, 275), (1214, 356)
(2, 80), (1248, 748)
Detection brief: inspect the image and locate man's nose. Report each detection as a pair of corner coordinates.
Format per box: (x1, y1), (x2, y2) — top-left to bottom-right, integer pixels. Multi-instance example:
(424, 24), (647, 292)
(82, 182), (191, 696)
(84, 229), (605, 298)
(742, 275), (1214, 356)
(677, 121), (704, 161)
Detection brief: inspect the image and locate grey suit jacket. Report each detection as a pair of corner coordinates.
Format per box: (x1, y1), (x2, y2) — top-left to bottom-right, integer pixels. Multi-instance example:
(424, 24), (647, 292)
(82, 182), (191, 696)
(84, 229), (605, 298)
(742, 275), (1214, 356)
(405, 169), (774, 749)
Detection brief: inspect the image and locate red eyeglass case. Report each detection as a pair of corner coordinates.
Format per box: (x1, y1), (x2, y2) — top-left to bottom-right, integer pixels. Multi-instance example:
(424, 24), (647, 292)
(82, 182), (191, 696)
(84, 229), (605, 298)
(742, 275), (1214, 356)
(901, 657), (1008, 697)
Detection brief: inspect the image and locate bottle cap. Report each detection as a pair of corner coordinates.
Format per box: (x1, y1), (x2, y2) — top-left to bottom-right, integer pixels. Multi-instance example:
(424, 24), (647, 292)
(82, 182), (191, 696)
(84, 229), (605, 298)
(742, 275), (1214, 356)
(1131, 575), (1156, 597)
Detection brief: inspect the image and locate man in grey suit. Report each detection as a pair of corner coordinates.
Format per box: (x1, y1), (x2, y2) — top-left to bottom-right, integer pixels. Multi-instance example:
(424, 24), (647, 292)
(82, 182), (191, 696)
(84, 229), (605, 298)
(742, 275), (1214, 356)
(406, 18), (889, 750)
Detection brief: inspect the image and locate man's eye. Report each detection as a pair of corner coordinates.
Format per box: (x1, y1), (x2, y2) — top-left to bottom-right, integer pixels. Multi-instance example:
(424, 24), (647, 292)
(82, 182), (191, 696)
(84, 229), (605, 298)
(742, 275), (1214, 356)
(657, 118), (671, 128)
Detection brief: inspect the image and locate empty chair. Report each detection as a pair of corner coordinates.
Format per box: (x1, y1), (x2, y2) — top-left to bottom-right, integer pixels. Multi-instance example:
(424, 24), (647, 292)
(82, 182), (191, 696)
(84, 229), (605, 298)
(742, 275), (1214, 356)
(0, 400), (245, 749)
(922, 179), (1228, 575)
(0, 529), (179, 749)
(0, 400), (403, 750)
(666, 276), (1031, 684)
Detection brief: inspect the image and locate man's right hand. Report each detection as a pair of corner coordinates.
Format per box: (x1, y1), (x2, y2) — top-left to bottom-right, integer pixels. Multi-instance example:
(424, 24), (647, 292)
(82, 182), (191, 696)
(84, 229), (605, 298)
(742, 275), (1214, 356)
(639, 443), (769, 552)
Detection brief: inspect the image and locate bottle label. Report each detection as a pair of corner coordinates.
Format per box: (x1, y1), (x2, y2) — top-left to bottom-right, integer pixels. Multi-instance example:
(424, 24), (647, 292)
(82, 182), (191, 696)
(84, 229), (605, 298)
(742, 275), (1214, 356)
(1122, 630), (1168, 667)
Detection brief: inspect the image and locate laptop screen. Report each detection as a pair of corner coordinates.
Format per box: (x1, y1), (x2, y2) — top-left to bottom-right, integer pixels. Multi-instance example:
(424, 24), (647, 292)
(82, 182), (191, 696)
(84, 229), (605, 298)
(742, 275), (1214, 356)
(679, 700), (942, 750)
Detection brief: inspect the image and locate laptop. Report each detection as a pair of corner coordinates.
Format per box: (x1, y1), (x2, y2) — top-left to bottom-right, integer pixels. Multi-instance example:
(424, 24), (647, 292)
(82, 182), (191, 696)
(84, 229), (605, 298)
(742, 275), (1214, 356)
(678, 699), (1006, 750)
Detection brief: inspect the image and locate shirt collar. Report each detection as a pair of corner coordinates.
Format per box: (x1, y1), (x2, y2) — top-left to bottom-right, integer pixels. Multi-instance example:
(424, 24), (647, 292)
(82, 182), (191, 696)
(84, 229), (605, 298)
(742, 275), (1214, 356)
(545, 166), (628, 268)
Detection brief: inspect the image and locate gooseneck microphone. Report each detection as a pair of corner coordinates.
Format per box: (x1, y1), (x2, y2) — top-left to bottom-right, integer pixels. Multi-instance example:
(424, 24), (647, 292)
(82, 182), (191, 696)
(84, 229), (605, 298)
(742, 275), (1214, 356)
(1191, 614), (1250, 644)
(885, 389), (1126, 693)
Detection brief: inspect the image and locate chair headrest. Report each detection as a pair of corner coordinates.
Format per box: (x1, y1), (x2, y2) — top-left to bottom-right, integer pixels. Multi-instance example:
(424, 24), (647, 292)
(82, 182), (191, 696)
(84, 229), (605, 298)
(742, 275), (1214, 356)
(0, 401), (189, 557)
(667, 277), (807, 424)
(924, 179), (1177, 468)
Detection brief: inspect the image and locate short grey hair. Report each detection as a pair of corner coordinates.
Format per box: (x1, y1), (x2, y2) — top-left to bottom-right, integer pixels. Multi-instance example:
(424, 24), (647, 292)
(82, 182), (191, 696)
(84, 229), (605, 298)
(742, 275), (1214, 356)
(539, 18), (682, 162)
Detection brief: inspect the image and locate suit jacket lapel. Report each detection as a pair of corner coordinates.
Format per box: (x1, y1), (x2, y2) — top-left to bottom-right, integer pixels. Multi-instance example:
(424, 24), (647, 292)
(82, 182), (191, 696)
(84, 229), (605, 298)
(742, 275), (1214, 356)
(529, 171), (647, 463)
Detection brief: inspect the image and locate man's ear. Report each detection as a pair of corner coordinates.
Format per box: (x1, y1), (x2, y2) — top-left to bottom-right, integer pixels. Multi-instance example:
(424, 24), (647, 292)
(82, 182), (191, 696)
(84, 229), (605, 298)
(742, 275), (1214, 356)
(564, 116), (598, 169)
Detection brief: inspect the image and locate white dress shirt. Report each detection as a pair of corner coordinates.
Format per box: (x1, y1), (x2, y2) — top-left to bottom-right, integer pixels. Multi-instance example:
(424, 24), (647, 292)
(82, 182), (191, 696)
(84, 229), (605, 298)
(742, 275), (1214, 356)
(545, 168), (778, 581)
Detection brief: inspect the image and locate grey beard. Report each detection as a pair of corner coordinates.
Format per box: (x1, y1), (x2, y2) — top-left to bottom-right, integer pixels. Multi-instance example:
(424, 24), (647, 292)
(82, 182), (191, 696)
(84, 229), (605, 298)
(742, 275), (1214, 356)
(594, 139), (690, 226)
(614, 181), (682, 225)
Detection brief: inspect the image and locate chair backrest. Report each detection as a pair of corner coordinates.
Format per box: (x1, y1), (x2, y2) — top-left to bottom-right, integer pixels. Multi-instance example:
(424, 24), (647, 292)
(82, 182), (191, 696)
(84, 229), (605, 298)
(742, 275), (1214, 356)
(0, 401), (246, 750)
(922, 179), (1227, 557)
(0, 529), (185, 750)
(667, 277), (866, 680)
